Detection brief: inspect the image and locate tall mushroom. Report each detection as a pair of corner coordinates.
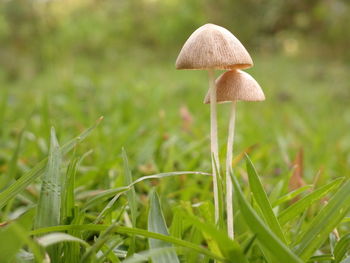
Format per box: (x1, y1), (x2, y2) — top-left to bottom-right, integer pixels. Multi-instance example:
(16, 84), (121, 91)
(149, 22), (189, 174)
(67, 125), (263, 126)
(205, 69), (265, 238)
(176, 23), (253, 224)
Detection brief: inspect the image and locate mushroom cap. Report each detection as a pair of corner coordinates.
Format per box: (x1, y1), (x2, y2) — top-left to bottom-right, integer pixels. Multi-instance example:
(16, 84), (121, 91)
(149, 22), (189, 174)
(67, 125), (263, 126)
(204, 70), (265, 104)
(176, 23), (253, 70)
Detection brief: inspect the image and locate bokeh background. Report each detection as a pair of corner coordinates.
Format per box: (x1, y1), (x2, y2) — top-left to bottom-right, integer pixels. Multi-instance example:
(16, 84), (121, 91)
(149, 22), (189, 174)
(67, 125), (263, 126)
(1, 0), (349, 77)
(0, 0), (349, 193)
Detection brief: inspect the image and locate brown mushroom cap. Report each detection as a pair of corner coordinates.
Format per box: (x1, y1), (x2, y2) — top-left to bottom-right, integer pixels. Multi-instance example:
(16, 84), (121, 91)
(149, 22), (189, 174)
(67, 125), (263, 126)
(176, 23), (253, 70)
(204, 70), (265, 104)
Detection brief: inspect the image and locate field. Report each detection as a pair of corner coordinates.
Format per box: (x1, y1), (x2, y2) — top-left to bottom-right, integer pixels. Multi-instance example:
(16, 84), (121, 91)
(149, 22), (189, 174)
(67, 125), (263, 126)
(0, 1), (350, 262)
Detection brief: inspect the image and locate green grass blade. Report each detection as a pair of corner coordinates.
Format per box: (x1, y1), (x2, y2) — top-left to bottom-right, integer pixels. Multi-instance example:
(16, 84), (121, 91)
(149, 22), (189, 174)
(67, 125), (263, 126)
(0, 159), (47, 210)
(243, 235), (256, 255)
(62, 150), (91, 224)
(0, 209), (37, 262)
(90, 171), (210, 223)
(29, 224), (225, 262)
(122, 149), (137, 226)
(182, 211), (247, 262)
(81, 223), (119, 263)
(245, 155), (287, 243)
(294, 180), (350, 260)
(169, 208), (183, 239)
(60, 116), (103, 154)
(334, 234), (350, 263)
(186, 227), (203, 263)
(34, 127), (62, 262)
(62, 151), (92, 262)
(278, 178), (344, 225)
(272, 185), (313, 208)
(37, 232), (90, 248)
(61, 157), (78, 223)
(11, 223), (44, 263)
(231, 173), (303, 263)
(8, 130), (23, 182)
(121, 248), (178, 263)
(63, 208), (86, 263)
(212, 154), (225, 230)
(83, 171), (209, 210)
(34, 127), (62, 229)
(94, 192), (124, 224)
(195, 201), (218, 258)
(148, 190), (180, 263)
(307, 254), (334, 262)
(122, 148), (137, 255)
(83, 187), (129, 211)
(342, 217), (350, 223)
(0, 117), (103, 209)
(98, 238), (123, 263)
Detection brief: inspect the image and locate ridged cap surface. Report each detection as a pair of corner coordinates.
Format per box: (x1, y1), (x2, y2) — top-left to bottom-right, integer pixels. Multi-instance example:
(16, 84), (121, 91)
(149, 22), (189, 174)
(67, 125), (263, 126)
(176, 24), (253, 70)
(204, 70), (265, 103)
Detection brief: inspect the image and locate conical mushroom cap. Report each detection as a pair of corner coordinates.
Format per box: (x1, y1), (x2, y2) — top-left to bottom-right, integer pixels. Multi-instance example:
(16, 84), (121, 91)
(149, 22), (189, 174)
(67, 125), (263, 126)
(176, 24), (253, 70)
(204, 70), (265, 104)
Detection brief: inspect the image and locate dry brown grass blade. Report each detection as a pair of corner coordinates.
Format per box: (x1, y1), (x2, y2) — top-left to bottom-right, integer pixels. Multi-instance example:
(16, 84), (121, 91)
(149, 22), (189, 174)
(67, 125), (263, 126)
(232, 144), (258, 168)
(289, 149), (306, 191)
(289, 149), (306, 203)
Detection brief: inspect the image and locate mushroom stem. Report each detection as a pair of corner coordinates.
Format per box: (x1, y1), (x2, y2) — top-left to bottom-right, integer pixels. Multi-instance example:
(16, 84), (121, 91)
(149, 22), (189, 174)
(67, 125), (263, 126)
(208, 69), (220, 224)
(226, 101), (236, 239)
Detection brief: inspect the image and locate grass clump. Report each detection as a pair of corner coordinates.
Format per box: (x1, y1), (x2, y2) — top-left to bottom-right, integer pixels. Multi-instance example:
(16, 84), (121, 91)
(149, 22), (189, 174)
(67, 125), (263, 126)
(0, 31), (349, 263)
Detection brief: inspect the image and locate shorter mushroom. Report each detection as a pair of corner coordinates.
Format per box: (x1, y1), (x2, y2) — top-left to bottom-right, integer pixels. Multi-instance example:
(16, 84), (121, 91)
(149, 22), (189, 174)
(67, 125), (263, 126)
(204, 70), (265, 104)
(204, 69), (265, 239)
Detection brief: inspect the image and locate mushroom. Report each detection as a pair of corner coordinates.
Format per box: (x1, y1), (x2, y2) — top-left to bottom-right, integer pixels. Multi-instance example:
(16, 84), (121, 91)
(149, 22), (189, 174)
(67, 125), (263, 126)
(204, 70), (265, 103)
(205, 69), (265, 239)
(176, 24), (253, 224)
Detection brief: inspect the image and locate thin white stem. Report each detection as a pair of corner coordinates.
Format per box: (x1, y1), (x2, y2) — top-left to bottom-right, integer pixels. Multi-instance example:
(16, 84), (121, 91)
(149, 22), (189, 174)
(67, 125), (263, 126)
(209, 69), (220, 224)
(226, 101), (236, 239)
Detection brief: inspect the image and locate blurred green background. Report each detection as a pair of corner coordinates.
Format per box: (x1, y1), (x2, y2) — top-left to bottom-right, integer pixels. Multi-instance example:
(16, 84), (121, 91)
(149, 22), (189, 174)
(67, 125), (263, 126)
(0, 0), (349, 192)
(1, 0), (349, 79)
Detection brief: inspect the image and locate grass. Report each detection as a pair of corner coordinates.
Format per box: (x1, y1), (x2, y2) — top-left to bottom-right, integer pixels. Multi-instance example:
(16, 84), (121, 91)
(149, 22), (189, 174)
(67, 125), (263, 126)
(0, 50), (349, 262)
